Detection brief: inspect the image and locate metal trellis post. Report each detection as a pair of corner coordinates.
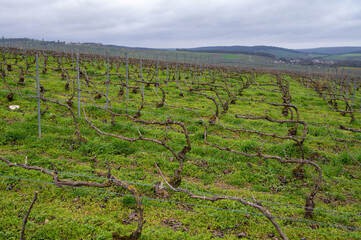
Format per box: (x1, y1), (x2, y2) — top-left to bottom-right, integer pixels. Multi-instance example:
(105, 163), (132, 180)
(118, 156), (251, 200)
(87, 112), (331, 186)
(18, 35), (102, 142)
(156, 56), (159, 93)
(36, 55), (41, 139)
(77, 53), (80, 117)
(140, 54), (144, 99)
(175, 53), (178, 87)
(106, 56), (109, 109)
(340, 68), (344, 95)
(346, 70), (350, 99)
(166, 54), (169, 87)
(352, 74), (357, 105)
(126, 52), (129, 102)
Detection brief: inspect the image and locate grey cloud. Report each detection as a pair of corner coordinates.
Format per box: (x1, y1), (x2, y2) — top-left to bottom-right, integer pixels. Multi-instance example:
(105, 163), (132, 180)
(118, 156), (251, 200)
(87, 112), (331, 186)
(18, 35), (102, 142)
(1, 0), (360, 48)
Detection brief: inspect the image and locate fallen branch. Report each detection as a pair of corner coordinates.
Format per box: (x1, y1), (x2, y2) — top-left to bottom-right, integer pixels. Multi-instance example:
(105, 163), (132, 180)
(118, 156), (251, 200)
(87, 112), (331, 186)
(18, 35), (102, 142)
(203, 115), (321, 218)
(339, 124), (361, 133)
(0, 156), (144, 240)
(155, 162), (289, 240)
(20, 191), (39, 240)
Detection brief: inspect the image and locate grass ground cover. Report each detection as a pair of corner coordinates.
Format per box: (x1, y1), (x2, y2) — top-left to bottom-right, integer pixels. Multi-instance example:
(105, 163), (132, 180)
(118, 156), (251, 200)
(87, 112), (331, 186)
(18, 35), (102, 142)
(0, 48), (361, 239)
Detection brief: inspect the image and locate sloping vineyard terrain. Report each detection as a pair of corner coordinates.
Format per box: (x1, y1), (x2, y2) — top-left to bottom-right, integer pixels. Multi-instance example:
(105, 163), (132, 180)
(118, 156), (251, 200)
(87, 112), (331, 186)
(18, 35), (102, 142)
(0, 48), (361, 239)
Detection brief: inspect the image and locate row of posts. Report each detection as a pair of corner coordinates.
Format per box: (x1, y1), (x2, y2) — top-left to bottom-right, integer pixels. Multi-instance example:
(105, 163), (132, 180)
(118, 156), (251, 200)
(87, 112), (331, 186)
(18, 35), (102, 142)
(1, 36), (212, 66)
(35, 51), (159, 138)
(306, 66), (360, 105)
(12, 52), (361, 139)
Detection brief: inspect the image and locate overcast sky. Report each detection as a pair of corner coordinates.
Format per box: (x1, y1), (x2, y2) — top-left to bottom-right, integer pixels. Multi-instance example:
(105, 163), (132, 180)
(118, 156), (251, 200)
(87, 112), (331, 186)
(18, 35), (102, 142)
(1, 0), (360, 49)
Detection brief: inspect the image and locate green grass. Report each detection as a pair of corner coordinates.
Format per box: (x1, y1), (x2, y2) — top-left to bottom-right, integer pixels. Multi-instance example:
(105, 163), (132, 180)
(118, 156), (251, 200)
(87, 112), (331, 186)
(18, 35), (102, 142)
(0, 50), (361, 239)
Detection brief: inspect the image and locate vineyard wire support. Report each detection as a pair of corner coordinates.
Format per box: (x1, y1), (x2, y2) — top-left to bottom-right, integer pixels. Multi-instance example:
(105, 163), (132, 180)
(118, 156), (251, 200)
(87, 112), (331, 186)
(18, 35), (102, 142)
(140, 54), (144, 99)
(36, 55), (41, 139)
(346, 70), (350, 99)
(126, 52), (129, 103)
(77, 53), (80, 117)
(352, 75), (357, 106)
(175, 53), (178, 87)
(340, 68), (344, 95)
(106, 56), (109, 109)
(156, 56), (159, 93)
(166, 54), (169, 87)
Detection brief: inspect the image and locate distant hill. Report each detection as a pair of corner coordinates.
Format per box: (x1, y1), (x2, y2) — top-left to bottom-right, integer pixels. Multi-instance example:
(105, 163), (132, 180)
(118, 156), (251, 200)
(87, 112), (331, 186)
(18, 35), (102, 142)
(178, 47), (275, 59)
(298, 47), (361, 55)
(3, 37), (361, 66)
(181, 46), (310, 59)
(182, 45), (361, 65)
